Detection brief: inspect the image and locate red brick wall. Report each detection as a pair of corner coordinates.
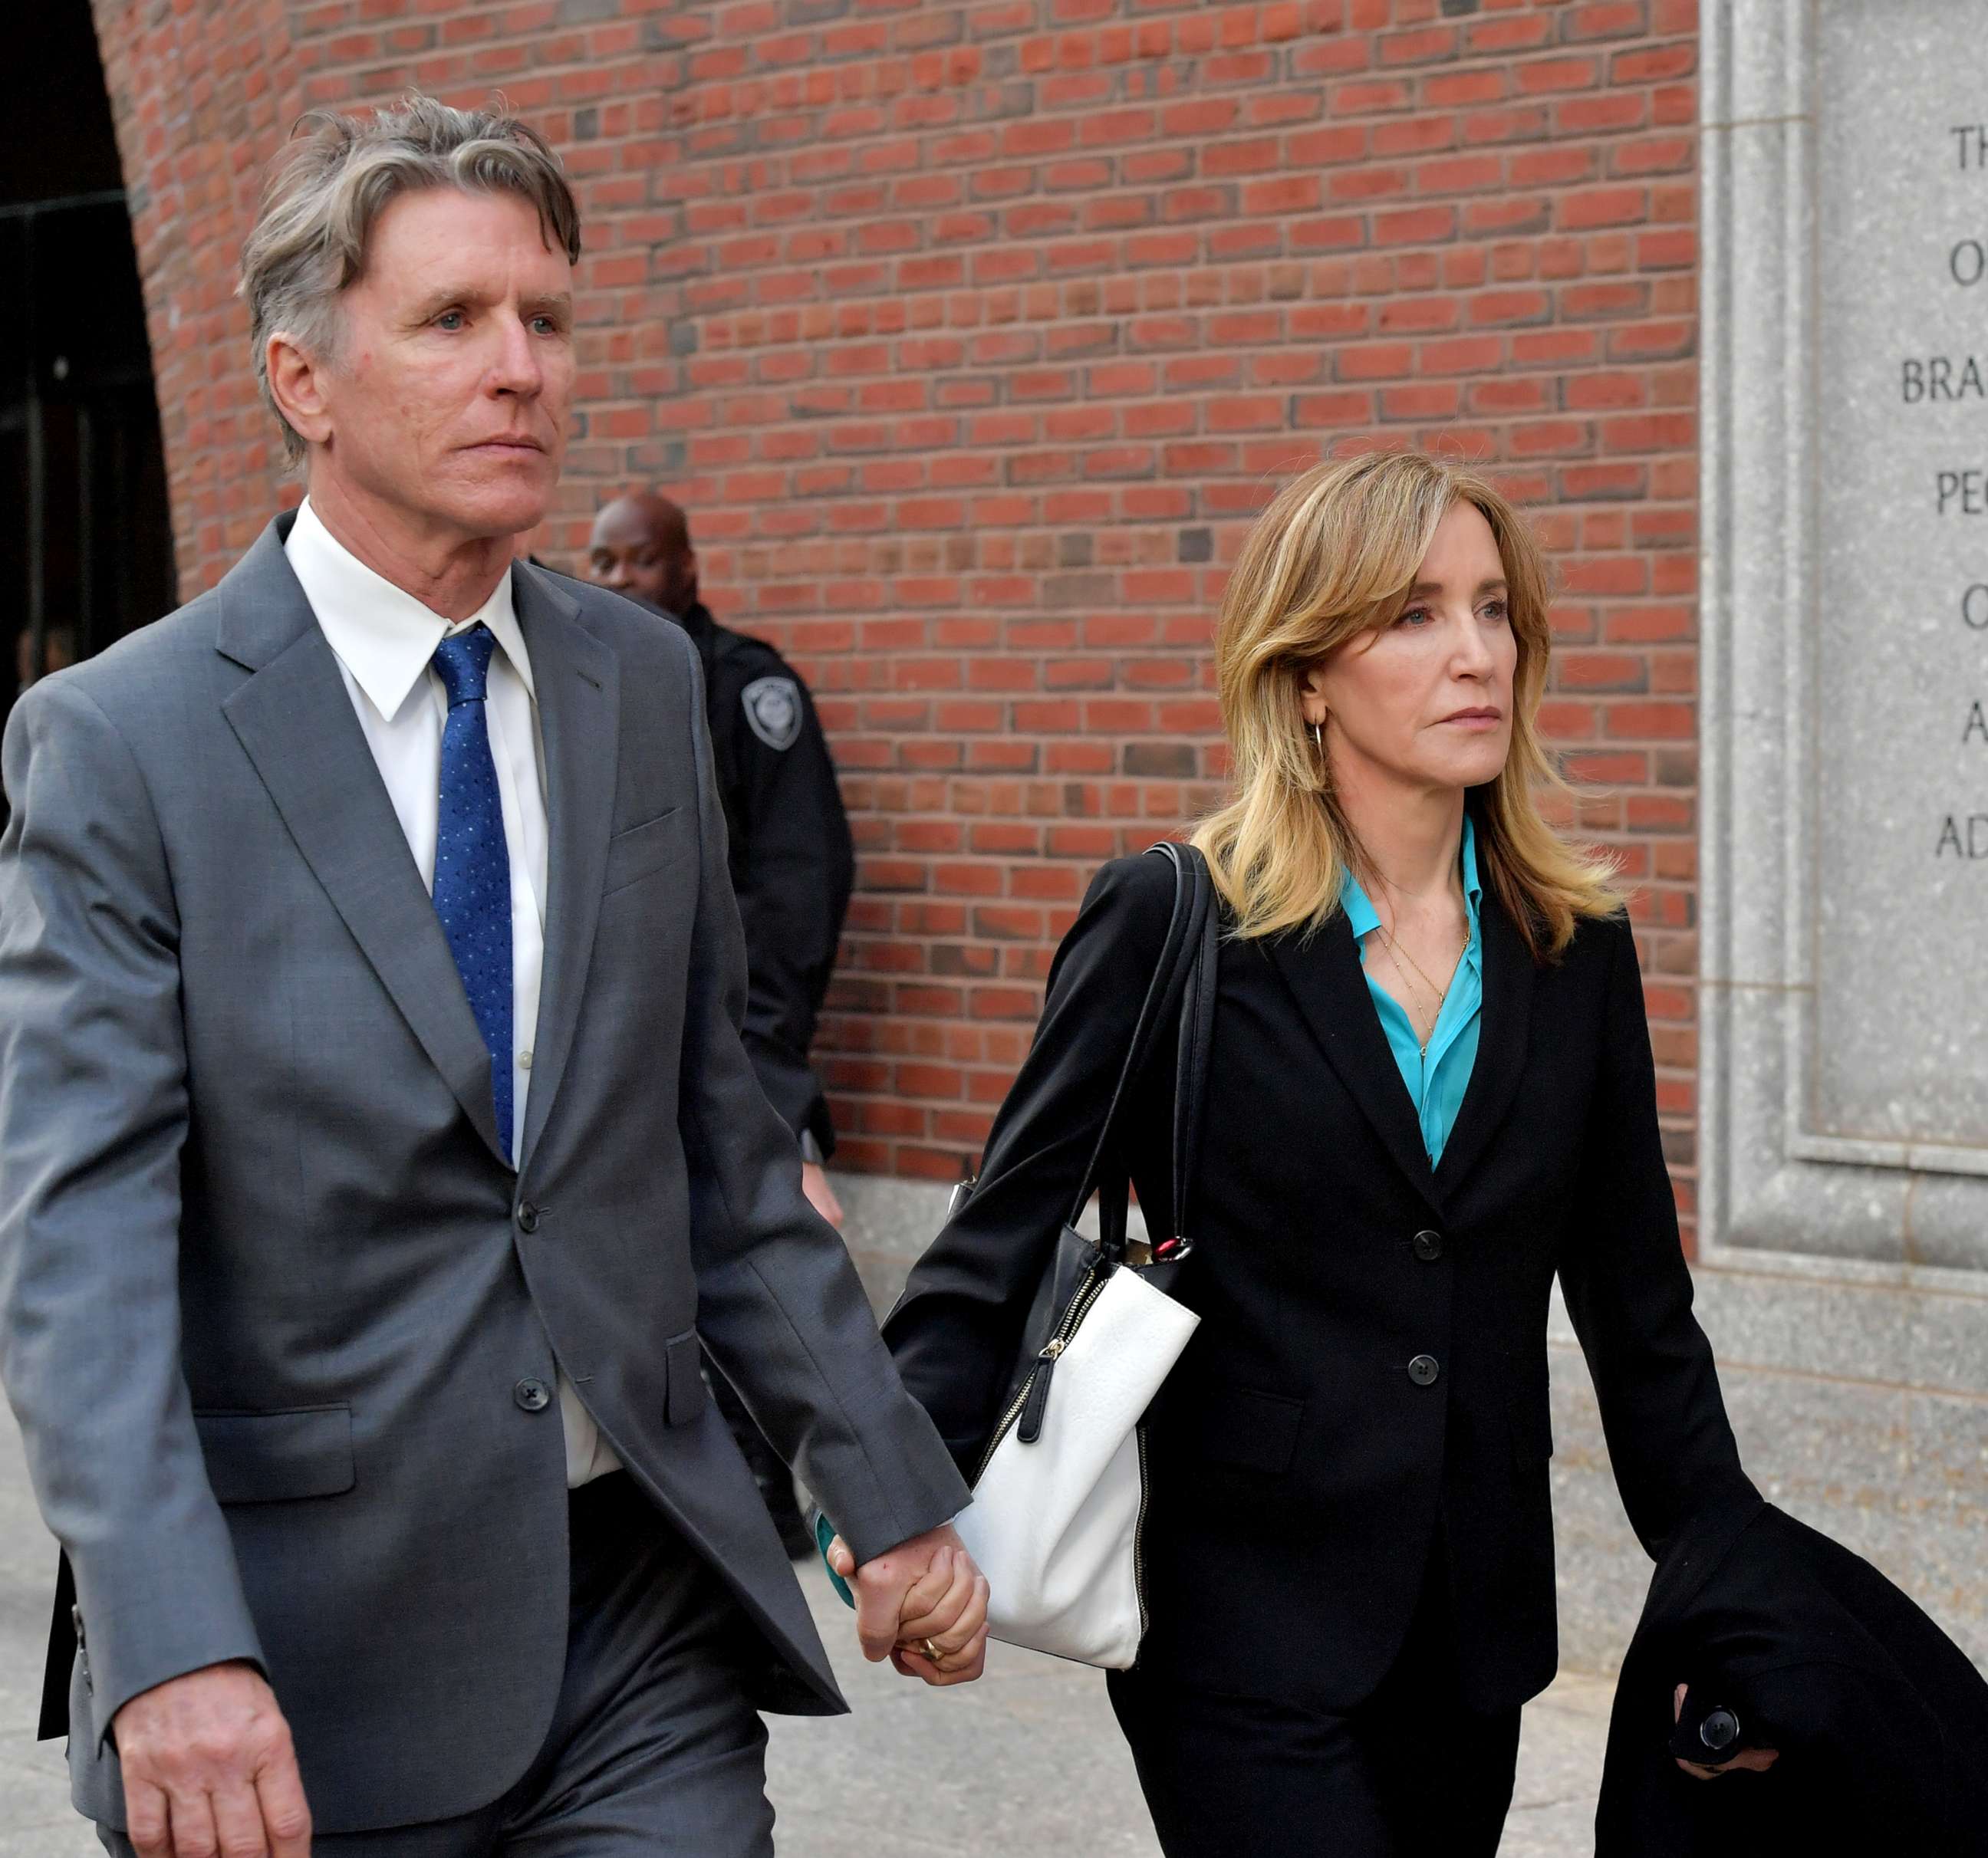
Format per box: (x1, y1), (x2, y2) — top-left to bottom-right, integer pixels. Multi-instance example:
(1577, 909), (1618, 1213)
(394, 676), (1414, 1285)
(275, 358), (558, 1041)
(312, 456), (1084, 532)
(89, 0), (1705, 1236)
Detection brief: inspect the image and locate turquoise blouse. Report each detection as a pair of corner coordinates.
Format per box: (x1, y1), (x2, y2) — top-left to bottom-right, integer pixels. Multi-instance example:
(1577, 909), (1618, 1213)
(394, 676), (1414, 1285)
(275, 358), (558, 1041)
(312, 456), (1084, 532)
(1341, 817), (1483, 1166)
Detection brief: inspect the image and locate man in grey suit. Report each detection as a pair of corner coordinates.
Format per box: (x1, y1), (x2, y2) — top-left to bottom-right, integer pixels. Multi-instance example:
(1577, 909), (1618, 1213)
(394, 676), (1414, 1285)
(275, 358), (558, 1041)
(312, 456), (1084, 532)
(0, 99), (986, 1857)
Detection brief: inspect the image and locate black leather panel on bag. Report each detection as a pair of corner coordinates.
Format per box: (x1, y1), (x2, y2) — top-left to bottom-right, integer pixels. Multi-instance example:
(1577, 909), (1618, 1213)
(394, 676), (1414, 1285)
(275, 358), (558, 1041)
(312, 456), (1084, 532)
(1187, 1383), (1306, 1477)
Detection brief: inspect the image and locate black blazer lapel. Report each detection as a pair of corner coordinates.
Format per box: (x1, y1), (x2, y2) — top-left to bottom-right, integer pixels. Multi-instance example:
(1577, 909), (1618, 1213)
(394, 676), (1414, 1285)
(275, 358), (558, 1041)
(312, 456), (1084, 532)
(1432, 890), (1535, 1195)
(1267, 916), (1442, 1212)
(512, 564), (618, 1172)
(215, 527), (510, 1168)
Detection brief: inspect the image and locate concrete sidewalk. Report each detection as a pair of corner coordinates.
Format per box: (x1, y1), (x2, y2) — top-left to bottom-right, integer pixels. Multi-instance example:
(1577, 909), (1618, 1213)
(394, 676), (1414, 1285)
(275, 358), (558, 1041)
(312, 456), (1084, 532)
(0, 1410), (1612, 1855)
(765, 1569), (1614, 1857)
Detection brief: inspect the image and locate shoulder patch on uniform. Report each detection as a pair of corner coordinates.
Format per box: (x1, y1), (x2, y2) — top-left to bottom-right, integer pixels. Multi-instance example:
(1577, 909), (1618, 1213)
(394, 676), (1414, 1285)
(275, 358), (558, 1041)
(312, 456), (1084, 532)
(741, 675), (802, 751)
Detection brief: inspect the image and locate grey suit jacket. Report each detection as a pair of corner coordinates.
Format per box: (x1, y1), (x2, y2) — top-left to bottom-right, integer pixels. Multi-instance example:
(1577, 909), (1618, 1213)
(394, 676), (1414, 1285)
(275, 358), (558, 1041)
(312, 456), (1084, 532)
(0, 516), (968, 1833)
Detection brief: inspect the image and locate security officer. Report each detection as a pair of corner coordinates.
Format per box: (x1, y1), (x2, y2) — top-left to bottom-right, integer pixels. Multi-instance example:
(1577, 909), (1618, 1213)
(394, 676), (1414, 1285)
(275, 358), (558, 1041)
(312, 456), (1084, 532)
(587, 494), (857, 1554)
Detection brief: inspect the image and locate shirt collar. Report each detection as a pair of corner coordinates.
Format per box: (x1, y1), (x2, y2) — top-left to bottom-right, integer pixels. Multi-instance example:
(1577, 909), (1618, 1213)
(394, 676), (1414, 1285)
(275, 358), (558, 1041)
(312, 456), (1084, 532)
(1460, 812), (1483, 912)
(1341, 860), (1383, 943)
(1341, 814), (1483, 942)
(285, 497), (535, 723)
(1459, 812), (1484, 968)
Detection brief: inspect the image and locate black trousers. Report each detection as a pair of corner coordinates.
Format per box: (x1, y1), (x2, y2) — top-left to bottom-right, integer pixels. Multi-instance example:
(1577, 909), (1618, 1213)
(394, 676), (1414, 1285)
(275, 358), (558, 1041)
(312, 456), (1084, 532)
(97, 1473), (773, 1856)
(1109, 1547), (1521, 1857)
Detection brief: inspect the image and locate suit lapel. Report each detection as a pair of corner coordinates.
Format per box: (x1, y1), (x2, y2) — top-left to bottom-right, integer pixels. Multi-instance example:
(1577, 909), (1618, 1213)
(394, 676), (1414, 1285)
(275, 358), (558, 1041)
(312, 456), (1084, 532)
(1268, 915), (1442, 1211)
(1269, 877), (1539, 1213)
(512, 564), (618, 1173)
(215, 521), (510, 1167)
(1432, 890), (1535, 1195)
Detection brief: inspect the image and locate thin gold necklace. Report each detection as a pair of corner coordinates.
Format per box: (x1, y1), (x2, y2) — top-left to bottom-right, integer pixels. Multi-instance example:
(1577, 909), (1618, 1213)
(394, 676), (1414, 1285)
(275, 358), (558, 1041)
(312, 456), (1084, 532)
(1382, 918), (1468, 1056)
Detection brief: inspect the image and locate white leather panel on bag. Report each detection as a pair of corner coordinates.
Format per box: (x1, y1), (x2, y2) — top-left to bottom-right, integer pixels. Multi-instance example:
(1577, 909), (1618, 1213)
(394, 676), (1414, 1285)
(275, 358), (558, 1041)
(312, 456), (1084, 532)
(954, 1265), (1200, 1669)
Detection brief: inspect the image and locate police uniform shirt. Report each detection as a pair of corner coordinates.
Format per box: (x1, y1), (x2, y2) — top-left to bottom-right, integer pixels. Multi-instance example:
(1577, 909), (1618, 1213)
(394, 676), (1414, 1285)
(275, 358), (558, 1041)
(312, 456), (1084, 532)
(663, 600), (855, 1159)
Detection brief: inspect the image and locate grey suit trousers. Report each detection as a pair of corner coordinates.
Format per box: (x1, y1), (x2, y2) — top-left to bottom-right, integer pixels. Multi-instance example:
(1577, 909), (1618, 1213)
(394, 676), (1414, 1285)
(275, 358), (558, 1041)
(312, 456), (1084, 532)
(97, 1475), (775, 1856)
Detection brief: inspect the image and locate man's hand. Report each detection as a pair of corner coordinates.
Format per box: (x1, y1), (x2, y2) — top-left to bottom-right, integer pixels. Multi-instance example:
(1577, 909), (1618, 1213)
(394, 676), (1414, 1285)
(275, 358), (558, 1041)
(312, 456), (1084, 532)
(1673, 1682), (1780, 1780)
(826, 1523), (989, 1687)
(800, 1161), (844, 1228)
(114, 1660), (311, 1858)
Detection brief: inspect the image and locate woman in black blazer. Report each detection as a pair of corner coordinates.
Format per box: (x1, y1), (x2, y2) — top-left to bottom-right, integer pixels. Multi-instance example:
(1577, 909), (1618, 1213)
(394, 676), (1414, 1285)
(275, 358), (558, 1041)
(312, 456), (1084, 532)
(883, 452), (1758, 1854)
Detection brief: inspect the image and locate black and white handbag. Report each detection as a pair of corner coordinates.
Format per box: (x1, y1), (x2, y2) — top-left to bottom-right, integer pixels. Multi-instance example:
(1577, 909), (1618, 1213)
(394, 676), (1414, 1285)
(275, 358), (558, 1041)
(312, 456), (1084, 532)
(951, 840), (1219, 1669)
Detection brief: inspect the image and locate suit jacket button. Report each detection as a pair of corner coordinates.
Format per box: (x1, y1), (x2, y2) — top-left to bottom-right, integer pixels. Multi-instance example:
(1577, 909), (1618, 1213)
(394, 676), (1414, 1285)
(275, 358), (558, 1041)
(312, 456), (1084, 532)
(1411, 1229), (1443, 1261)
(516, 1202), (540, 1234)
(514, 1377), (552, 1412)
(1407, 1354), (1440, 1386)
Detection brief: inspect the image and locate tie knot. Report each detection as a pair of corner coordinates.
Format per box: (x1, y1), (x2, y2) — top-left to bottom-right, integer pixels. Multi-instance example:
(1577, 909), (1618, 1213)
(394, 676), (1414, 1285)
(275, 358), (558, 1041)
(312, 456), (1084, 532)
(432, 624), (498, 707)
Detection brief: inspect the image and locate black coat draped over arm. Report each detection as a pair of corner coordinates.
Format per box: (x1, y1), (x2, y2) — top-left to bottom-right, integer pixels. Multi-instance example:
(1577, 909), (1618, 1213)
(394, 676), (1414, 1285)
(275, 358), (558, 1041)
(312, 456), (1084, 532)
(1598, 1494), (1988, 1856)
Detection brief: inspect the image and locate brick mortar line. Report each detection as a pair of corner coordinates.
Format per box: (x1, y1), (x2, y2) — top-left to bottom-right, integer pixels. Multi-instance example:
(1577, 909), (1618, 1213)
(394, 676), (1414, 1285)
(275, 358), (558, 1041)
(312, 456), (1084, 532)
(653, 140), (1696, 177)
(321, 31), (1701, 94)
(666, 245), (1700, 286)
(640, 414), (1700, 441)
(663, 348), (1703, 373)
(655, 50), (1702, 97)
(643, 116), (1702, 179)
(667, 318), (1700, 355)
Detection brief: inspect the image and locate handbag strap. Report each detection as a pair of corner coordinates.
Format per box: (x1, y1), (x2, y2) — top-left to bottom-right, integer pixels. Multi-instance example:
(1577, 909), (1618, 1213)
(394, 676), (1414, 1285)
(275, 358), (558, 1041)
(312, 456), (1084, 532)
(1075, 841), (1217, 1259)
(1168, 843), (1220, 1255)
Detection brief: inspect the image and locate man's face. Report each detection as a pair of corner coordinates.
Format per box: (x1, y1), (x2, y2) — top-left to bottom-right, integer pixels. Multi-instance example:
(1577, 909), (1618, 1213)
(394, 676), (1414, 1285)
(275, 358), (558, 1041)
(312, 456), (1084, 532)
(586, 503), (696, 615)
(303, 187), (574, 544)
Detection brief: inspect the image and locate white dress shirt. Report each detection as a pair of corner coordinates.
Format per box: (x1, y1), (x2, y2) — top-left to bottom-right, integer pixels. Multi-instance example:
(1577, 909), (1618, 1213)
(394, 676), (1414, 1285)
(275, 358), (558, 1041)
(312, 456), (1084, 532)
(285, 499), (620, 1486)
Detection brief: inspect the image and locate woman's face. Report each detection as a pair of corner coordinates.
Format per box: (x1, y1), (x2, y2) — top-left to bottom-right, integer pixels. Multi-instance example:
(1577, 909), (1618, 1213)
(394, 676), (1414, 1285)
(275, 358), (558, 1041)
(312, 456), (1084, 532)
(1302, 499), (1518, 799)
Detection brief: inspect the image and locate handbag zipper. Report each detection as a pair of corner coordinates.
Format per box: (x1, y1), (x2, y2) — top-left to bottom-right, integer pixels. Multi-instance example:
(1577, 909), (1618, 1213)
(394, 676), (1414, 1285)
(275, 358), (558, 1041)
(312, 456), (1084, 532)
(1134, 1421), (1153, 1637)
(973, 1266), (1110, 1481)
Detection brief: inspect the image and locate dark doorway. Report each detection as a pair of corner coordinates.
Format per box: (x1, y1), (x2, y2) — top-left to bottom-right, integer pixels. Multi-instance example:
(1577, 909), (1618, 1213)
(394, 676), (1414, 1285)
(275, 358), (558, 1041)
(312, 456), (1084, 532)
(0, 4), (175, 737)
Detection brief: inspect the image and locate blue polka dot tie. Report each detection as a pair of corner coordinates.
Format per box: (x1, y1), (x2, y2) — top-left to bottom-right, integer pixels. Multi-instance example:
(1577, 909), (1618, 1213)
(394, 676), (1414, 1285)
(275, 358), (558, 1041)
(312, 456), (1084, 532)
(431, 625), (514, 1162)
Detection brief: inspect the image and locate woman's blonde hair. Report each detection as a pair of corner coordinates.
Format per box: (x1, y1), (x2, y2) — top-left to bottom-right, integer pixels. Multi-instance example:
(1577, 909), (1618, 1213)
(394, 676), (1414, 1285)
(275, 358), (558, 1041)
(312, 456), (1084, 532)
(1190, 451), (1621, 959)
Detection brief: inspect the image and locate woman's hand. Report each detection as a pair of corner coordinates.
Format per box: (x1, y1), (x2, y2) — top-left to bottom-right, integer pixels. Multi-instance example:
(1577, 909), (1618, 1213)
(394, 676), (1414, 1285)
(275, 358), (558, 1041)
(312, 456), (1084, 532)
(1673, 1683), (1780, 1779)
(827, 1528), (991, 1688)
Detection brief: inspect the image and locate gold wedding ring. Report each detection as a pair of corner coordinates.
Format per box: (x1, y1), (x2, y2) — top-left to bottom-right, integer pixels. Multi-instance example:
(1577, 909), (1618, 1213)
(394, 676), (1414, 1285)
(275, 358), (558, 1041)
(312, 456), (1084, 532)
(921, 1636), (943, 1663)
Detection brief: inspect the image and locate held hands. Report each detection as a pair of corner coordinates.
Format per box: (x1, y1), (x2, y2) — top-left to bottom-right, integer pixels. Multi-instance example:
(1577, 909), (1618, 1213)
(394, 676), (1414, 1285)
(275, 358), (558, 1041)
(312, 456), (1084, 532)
(827, 1523), (990, 1687)
(1673, 1682), (1780, 1781)
(114, 1659), (311, 1858)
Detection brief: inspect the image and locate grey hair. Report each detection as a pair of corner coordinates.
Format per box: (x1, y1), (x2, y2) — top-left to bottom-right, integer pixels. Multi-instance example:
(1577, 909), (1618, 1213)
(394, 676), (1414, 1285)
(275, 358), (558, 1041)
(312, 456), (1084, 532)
(239, 96), (582, 466)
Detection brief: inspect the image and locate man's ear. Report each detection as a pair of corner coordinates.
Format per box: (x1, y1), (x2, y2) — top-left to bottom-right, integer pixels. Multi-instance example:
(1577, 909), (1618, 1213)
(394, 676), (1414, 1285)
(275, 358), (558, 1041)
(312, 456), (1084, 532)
(265, 330), (334, 449)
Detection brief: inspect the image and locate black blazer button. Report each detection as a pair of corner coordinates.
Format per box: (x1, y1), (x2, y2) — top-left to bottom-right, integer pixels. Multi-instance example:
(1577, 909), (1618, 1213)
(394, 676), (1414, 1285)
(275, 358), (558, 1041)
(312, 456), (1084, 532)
(514, 1377), (553, 1412)
(1411, 1229), (1443, 1261)
(1700, 1707), (1741, 1753)
(516, 1202), (540, 1233)
(1407, 1354), (1440, 1386)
